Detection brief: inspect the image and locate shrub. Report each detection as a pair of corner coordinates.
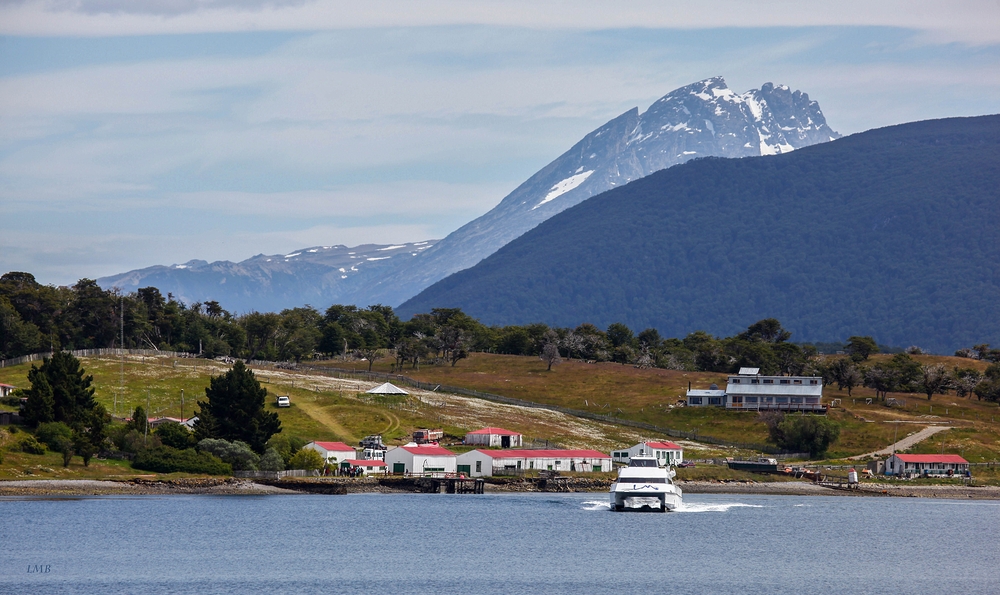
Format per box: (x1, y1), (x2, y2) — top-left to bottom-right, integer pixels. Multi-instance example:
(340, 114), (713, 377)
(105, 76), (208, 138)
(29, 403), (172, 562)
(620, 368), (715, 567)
(288, 448), (323, 470)
(259, 448), (285, 472)
(266, 434), (306, 465)
(197, 438), (260, 471)
(17, 435), (46, 455)
(132, 446), (232, 475)
(155, 421), (195, 450)
(772, 414), (841, 458)
(35, 422), (73, 450)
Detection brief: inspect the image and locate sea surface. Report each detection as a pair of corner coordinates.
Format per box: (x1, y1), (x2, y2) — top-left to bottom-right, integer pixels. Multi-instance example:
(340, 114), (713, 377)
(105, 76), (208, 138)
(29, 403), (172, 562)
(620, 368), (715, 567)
(2, 492), (999, 595)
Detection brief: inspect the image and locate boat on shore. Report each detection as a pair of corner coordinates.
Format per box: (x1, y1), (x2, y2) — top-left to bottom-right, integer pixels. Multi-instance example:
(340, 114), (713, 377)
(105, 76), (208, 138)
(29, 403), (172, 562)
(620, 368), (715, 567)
(609, 455), (682, 512)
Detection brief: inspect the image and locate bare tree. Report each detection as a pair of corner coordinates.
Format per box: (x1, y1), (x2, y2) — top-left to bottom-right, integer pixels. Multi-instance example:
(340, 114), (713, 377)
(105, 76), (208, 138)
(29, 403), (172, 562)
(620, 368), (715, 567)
(919, 364), (950, 400)
(354, 347), (384, 372)
(540, 330), (562, 371)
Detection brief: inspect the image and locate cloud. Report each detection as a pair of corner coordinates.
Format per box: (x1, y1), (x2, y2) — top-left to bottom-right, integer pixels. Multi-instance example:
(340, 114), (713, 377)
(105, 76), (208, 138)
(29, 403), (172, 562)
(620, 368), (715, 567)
(2, 1), (999, 45)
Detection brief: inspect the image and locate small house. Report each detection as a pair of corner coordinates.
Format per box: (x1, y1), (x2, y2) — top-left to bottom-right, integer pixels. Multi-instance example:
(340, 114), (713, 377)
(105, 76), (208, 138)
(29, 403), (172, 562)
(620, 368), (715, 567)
(0, 383), (16, 398)
(456, 449), (612, 477)
(384, 443), (457, 475)
(464, 427), (523, 448)
(303, 441), (358, 465)
(885, 454), (970, 477)
(686, 384), (726, 407)
(611, 441), (683, 466)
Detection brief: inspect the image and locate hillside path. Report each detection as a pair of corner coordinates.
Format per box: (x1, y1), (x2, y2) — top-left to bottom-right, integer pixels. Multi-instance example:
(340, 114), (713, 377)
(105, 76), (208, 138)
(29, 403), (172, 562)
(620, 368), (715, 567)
(295, 399), (358, 444)
(848, 425), (950, 460)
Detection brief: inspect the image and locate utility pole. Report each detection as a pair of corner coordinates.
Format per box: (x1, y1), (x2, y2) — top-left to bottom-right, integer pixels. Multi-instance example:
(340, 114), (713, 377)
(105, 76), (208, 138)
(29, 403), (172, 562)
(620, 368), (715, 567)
(180, 389), (184, 421)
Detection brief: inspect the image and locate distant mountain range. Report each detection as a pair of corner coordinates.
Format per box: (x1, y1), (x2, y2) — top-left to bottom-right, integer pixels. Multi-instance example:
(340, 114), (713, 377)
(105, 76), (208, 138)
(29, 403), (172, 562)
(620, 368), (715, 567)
(98, 241), (437, 313)
(99, 76), (839, 312)
(398, 115), (1000, 354)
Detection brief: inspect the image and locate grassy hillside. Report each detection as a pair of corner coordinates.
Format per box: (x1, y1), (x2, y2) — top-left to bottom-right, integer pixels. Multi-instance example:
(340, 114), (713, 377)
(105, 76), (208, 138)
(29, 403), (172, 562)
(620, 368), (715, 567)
(320, 351), (1000, 461)
(2, 351), (998, 481)
(399, 115), (1000, 353)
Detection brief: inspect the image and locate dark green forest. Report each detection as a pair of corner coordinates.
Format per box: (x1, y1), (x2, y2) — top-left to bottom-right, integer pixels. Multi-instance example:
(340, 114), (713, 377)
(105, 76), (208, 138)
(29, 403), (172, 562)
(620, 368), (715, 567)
(4, 271), (1000, 403)
(398, 115), (1000, 354)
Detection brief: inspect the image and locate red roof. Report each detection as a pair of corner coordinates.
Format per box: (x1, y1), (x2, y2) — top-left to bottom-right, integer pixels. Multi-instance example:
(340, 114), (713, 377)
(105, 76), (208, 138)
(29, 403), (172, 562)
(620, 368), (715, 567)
(645, 441), (682, 450)
(400, 445), (455, 456)
(345, 459), (387, 467)
(312, 441), (355, 452)
(467, 427), (521, 436)
(894, 454), (968, 464)
(476, 449), (610, 459)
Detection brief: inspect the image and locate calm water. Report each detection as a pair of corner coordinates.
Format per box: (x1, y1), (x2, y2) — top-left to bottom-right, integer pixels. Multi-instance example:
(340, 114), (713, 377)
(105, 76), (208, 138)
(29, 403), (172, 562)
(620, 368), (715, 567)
(2, 492), (999, 595)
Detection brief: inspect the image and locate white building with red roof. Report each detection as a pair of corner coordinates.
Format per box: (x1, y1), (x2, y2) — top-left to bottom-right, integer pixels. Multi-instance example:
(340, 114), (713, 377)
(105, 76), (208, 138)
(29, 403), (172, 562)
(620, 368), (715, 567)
(611, 441), (684, 467)
(303, 441), (358, 465)
(456, 449), (612, 477)
(464, 427), (523, 448)
(886, 454), (970, 477)
(0, 383), (16, 397)
(384, 443), (457, 475)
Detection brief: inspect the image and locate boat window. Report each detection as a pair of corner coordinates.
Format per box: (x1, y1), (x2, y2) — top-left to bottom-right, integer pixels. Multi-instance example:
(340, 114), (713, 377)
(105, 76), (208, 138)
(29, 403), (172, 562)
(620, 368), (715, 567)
(617, 477), (666, 483)
(628, 459), (658, 467)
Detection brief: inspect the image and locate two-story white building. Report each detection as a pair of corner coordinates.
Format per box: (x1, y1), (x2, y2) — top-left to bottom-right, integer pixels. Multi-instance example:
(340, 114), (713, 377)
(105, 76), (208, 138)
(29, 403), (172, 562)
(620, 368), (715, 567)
(687, 368), (825, 412)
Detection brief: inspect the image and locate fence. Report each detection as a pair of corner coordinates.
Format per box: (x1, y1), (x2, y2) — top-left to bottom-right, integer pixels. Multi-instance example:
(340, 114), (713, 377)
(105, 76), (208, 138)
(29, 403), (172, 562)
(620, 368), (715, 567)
(2, 349), (799, 456)
(233, 469), (311, 479)
(0, 348), (193, 369)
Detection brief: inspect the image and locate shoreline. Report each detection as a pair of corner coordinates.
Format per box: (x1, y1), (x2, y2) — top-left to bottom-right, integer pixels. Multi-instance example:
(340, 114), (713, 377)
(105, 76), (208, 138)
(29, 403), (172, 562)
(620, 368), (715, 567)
(1, 477), (999, 500)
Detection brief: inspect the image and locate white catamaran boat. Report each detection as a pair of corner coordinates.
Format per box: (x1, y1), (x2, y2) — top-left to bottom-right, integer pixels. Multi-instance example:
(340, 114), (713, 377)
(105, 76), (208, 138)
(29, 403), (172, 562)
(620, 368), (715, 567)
(610, 455), (682, 512)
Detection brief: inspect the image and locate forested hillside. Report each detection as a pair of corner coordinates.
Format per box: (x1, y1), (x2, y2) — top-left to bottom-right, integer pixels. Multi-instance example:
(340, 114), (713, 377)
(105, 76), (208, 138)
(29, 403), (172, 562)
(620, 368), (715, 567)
(398, 115), (1000, 354)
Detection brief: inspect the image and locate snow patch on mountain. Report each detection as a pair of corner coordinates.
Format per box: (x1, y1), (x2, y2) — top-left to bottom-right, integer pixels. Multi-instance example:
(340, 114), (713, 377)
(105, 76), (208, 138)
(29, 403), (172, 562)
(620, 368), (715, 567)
(533, 170), (594, 210)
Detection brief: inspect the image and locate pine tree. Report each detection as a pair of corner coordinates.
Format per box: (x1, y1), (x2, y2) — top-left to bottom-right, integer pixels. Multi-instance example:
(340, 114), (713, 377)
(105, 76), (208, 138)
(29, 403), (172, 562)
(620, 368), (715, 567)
(22, 367), (55, 427)
(194, 361), (280, 453)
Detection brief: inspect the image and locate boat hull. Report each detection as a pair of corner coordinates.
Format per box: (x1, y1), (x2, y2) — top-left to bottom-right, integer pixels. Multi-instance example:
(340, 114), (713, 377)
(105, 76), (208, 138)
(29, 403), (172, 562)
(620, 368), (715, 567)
(610, 486), (682, 512)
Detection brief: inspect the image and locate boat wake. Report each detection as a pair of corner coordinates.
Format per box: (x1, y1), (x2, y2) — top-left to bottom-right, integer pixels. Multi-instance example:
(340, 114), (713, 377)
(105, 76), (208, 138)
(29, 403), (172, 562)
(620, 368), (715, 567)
(581, 500), (612, 511)
(674, 502), (763, 513)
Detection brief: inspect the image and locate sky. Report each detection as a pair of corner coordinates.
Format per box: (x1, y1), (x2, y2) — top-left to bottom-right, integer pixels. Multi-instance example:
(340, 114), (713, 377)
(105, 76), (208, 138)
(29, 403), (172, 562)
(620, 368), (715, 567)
(2, 1), (999, 286)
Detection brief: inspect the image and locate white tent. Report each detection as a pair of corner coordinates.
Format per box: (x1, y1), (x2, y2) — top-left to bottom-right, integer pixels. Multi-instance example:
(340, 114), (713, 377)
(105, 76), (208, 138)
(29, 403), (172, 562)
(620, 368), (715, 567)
(366, 382), (409, 395)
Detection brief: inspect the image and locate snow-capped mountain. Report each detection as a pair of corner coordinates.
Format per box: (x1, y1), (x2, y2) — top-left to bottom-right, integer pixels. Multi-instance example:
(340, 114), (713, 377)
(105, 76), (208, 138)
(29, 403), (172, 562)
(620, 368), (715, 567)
(355, 76), (839, 306)
(98, 241), (437, 313)
(100, 77), (838, 312)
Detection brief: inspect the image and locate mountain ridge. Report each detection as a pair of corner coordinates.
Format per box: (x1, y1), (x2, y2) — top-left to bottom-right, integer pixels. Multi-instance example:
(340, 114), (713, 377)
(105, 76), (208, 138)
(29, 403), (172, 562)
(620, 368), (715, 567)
(397, 115), (1000, 354)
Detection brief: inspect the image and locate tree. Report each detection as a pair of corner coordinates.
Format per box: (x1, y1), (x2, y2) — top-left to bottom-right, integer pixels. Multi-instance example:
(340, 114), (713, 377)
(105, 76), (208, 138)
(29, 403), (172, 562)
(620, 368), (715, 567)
(288, 447), (323, 470)
(194, 361), (281, 453)
(197, 438), (260, 471)
(354, 347), (384, 372)
(155, 421), (195, 449)
(259, 448), (285, 472)
(739, 318), (791, 343)
(919, 364), (950, 401)
(540, 330), (562, 371)
(828, 358), (862, 397)
(129, 406), (148, 435)
(952, 367), (982, 399)
(845, 336), (879, 362)
(21, 368), (55, 427)
(774, 415), (840, 458)
(22, 352), (97, 427)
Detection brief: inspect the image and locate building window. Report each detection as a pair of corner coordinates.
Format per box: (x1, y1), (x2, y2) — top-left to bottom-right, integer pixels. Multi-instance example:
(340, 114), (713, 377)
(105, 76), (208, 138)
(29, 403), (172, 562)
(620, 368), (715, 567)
(709, 397), (722, 405)
(476, 461), (482, 472)
(689, 397), (703, 405)
(530, 461), (535, 469)
(793, 380), (802, 384)
(791, 397), (803, 404)
(776, 397), (788, 404)
(731, 379), (741, 384)
(763, 379), (773, 384)
(810, 380), (819, 385)
(780, 379), (790, 385)
(746, 396), (758, 403)
(750, 379), (759, 384)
